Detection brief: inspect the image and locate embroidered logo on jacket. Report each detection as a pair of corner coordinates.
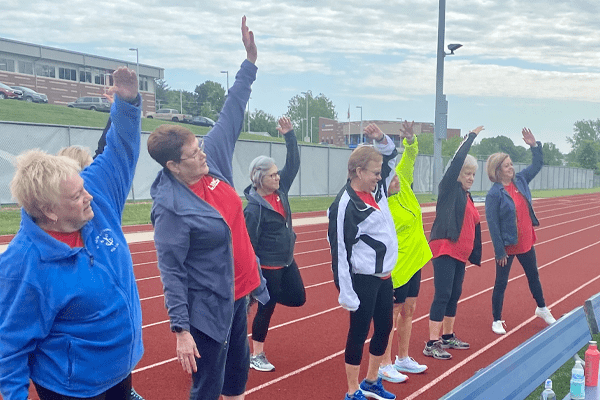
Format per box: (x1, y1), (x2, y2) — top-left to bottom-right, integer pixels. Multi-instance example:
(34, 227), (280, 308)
(95, 229), (119, 252)
(208, 178), (220, 191)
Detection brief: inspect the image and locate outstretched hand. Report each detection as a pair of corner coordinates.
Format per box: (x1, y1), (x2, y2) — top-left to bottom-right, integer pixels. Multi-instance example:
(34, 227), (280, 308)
(471, 126), (484, 135)
(276, 117), (293, 135)
(106, 67), (138, 103)
(399, 120), (415, 144)
(522, 128), (537, 147)
(242, 16), (257, 64)
(363, 123), (385, 142)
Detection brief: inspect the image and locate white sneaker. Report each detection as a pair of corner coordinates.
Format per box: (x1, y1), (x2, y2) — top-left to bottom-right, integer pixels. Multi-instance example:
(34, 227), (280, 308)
(394, 356), (427, 374)
(378, 363), (409, 383)
(492, 320), (507, 335)
(535, 307), (556, 325)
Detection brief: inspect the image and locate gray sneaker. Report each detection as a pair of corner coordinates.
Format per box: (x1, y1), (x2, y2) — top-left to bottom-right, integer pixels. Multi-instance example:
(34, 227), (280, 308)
(441, 334), (470, 350)
(423, 340), (452, 360)
(250, 352), (275, 372)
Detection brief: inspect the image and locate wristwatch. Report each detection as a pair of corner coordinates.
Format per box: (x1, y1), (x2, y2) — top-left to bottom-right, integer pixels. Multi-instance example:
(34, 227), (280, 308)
(171, 326), (183, 333)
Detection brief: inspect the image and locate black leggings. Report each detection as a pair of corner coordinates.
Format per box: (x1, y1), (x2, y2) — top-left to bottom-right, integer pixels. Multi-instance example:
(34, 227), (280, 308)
(429, 255), (466, 322)
(252, 259), (306, 343)
(492, 246), (546, 321)
(345, 274), (393, 365)
(35, 375), (131, 400)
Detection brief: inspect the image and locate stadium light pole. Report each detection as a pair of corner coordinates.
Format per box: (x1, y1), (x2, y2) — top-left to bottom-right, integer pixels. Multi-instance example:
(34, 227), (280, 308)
(356, 106), (363, 144)
(220, 70), (229, 91)
(311, 116), (315, 143)
(129, 48), (139, 90)
(433, 0), (462, 196)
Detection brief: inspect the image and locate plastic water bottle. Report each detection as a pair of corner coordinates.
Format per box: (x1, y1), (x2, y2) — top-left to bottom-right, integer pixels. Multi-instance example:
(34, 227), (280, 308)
(570, 360), (585, 399)
(540, 379), (556, 400)
(585, 341), (599, 387)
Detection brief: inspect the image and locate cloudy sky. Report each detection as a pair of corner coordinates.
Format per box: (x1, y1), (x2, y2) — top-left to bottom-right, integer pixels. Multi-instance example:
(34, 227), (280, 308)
(3, 0), (599, 153)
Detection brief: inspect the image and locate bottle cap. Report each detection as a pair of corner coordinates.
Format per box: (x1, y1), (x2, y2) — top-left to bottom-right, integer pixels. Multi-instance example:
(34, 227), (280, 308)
(590, 341), (597, 345)
(545, 379), (552, 389)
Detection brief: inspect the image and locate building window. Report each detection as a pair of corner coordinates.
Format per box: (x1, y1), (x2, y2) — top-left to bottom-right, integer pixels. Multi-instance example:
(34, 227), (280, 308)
(35, 64), (55, 78)
(138, 76), (148, 92)
(18, 61), (34, 75)
(59, 67), (77, 81)
(79, 68), (92, 83)
(0, 58), (14, 72)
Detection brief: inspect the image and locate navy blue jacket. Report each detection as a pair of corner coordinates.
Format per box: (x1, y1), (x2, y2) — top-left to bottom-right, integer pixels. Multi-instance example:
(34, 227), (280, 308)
(485, 143), (542, 260)
(243, 129), (299, 267)
(150, 60), (268, 343)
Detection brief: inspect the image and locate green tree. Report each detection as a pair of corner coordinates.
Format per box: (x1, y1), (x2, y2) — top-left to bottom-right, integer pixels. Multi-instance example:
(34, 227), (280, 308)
(286, 91), (337, 142)
(249, 110), (278, 136)
(194, 81), (226, 121)
(154, 79), (170, 109)
(577, 141), (599, 171)
(471, 136), (529, 163)
(542, 142), (563, 166)
(568, 119), (600, 151)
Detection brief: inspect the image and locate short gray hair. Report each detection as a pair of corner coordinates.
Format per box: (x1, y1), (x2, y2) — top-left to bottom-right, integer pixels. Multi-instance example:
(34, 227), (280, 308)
(249, 155), (275, 189)
(462, 154), (478, 171)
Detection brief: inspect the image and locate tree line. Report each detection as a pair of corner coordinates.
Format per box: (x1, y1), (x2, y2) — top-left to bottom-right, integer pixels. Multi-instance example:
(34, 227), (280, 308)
(155, 78), (599, 173)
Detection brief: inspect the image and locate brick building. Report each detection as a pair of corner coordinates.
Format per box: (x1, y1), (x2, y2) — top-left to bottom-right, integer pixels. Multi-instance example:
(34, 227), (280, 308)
(317, 117), (461, 148)
(0, 37), (163, 115)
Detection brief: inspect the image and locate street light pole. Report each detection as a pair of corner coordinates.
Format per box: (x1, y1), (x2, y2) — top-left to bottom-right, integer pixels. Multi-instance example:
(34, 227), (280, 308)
(129, 48), (139, 90)
(432, 0), (461, 196)
(220, 70), (229, 91)
(311, 116), (315, 143)
(301, 91), (309, 141)
(356, 106), (363, 143)
(247, 97), (251, 133)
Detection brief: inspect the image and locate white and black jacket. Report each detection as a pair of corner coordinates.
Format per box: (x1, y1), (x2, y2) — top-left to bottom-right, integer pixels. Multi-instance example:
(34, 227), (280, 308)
(327, 137), (398, 311)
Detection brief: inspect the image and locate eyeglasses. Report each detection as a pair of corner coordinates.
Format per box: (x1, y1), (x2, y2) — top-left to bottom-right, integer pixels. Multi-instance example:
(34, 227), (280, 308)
(180, 137), (205, 161)
(362, 168), (381, 178)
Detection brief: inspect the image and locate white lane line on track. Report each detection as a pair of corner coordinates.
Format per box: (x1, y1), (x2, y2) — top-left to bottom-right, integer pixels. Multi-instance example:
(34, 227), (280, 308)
(242, 239), (600, 396)
(403, 251), (600, 400)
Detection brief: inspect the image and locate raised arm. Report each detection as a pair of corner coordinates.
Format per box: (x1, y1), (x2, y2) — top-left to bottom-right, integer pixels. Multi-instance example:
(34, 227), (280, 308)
(82, 67), (141, 216)
(438, 126), (484, 192)
(204, 16), (257, 185)
(519, 127), (543, 183)
(364, 123), (398, 192)
(396, 121), (417, 183)
(276, 117), (300, 194)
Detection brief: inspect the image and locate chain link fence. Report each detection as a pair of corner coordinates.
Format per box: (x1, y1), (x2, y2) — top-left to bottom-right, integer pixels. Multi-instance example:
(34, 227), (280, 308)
(0, 121), (595, 205)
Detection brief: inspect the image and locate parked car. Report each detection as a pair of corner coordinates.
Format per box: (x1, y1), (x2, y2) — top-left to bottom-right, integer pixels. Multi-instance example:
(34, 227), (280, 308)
(190, 116), (215, 127)
(67, 96), (111, 112)
(11, 86), (48, 103)
(0, 82), (22, 100)
(145, 108), (192, 123)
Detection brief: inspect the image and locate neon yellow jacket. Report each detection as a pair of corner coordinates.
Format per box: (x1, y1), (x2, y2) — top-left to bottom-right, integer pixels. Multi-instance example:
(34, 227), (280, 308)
(388, 136), (433, 288)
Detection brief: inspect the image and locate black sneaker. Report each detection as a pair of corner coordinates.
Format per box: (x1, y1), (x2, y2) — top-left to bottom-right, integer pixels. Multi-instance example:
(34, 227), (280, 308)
(441, 334), (470, 350)
(423, 340), (452, 360)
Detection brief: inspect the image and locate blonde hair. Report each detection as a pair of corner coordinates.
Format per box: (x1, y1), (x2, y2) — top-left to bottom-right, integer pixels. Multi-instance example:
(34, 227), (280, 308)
(10, 150), (81, 220)
(57, 146), (93, 169)
(486, 152), (510, 183)
(347, 145), (383, 180)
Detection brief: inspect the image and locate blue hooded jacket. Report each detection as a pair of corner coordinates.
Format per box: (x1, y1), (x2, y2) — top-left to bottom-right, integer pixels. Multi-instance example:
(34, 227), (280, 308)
(0, 95), (143, 400)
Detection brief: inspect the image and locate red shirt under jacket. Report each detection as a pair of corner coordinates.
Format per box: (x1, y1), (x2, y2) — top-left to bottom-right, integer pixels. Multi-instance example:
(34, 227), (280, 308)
(430, 193), (480, 263)
(189, 175), (260, 300)
(504, 182), (536, 255)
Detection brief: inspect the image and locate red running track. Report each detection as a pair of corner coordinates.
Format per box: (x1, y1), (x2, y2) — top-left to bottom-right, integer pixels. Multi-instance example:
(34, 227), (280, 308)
(9, 192), (600, 400)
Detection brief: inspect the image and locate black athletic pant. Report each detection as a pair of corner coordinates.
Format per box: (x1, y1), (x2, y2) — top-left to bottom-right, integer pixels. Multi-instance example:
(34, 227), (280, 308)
(492, 246), (546, 321)
(35, 375), (131, 400)
(252, 259), (306, 343)
(429, 255), (466, 322)
(345, 274), (393, 365)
